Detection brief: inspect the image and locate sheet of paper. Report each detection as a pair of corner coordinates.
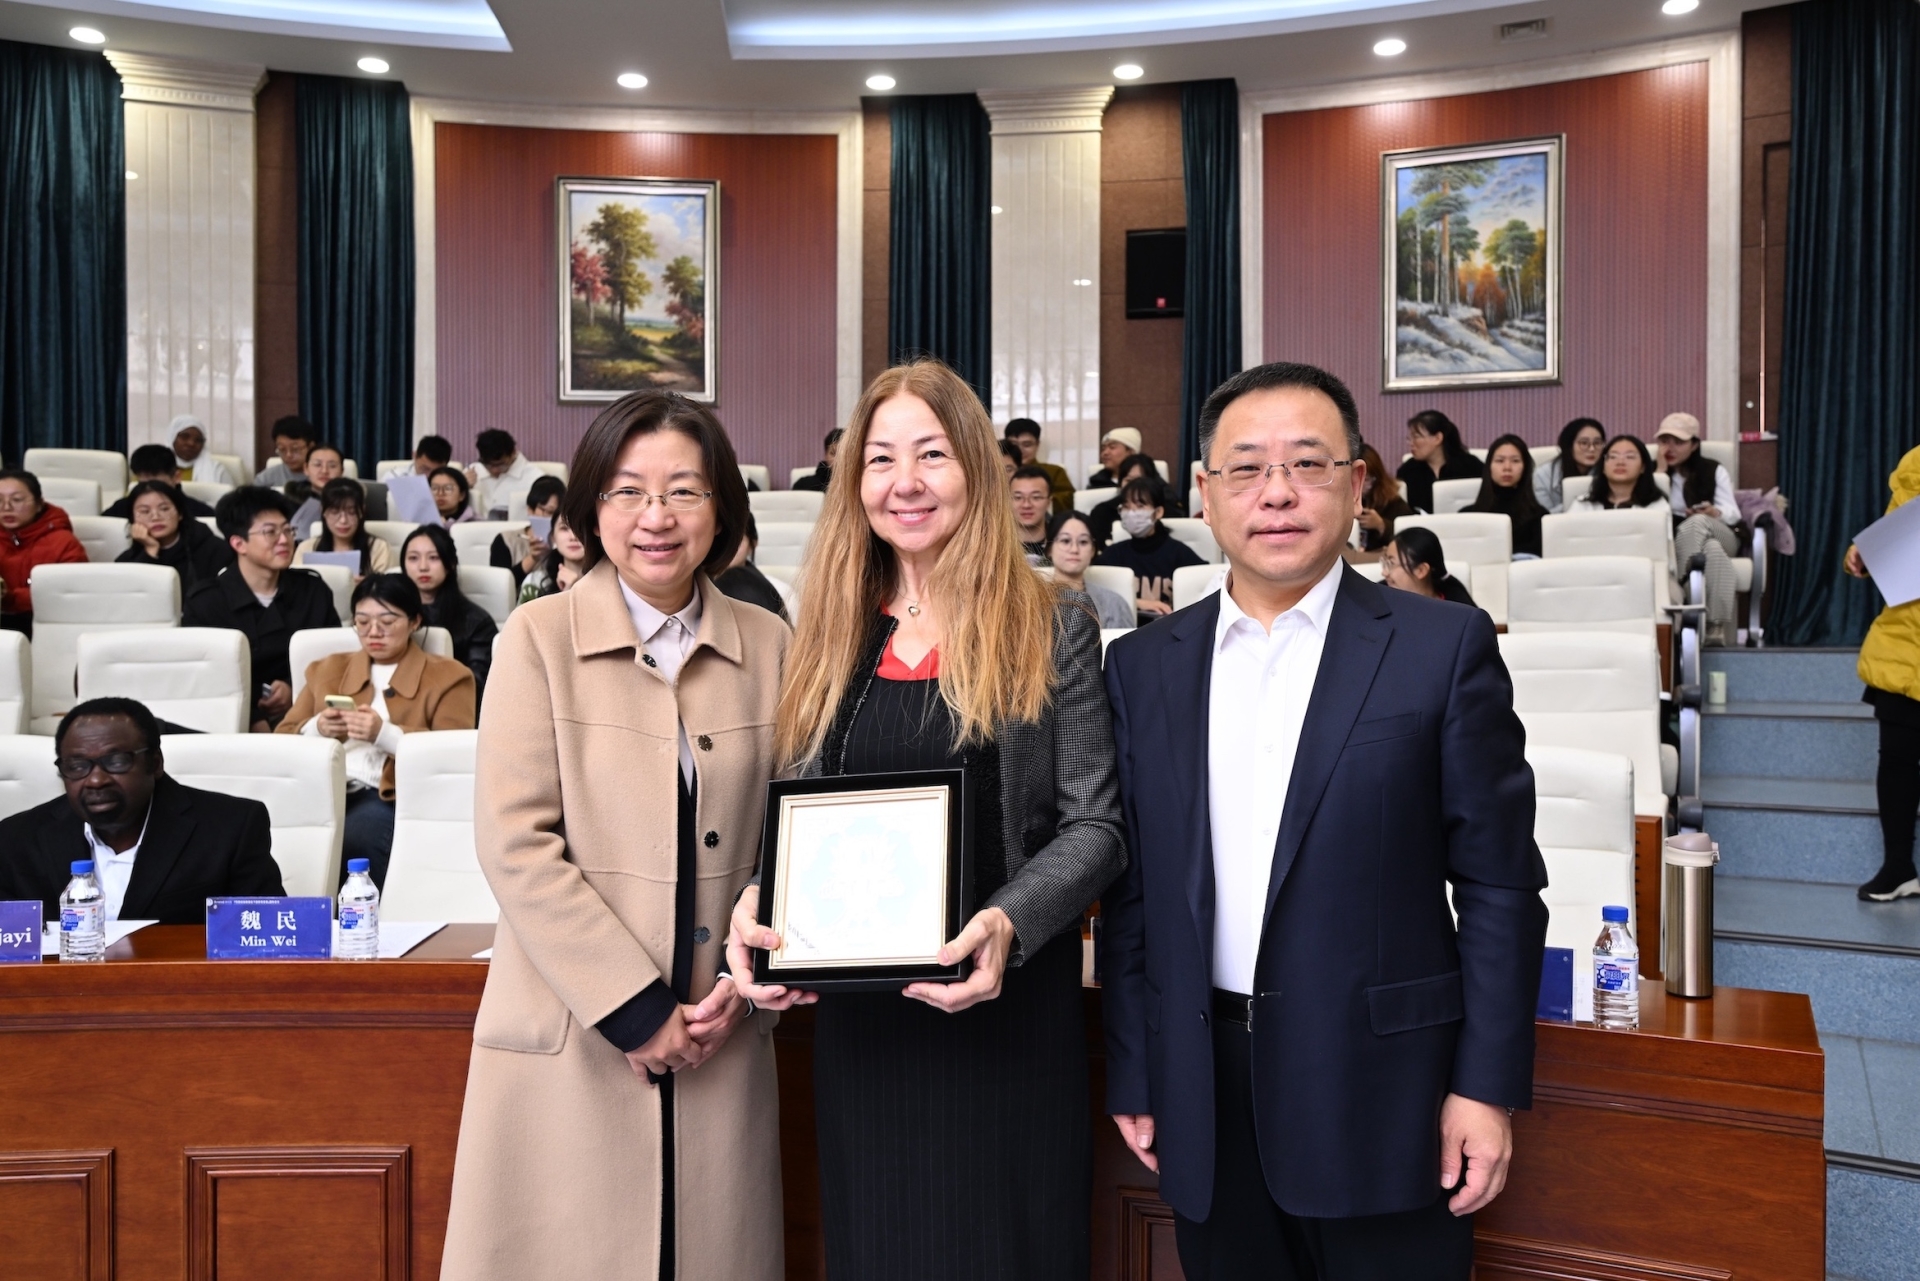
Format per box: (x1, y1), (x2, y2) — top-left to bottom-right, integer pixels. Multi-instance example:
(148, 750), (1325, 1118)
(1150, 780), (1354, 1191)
(39, 919), (157, 957)
(386, 471), (440, 526)
(328, 920), (447, 958)
(1855, 498), (1920, 608)
(300, 550), (362, 574)
(473, 947), (493, 959)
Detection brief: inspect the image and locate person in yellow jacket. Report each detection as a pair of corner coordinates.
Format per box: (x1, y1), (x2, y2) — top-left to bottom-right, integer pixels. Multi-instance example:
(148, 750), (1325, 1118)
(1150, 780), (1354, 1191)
(1846, 444), (1920, 901)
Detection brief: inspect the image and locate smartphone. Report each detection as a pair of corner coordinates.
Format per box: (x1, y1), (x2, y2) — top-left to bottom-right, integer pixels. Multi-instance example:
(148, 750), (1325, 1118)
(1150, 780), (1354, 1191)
(323, 695), (357, 711)
(529, 516), (552, 543)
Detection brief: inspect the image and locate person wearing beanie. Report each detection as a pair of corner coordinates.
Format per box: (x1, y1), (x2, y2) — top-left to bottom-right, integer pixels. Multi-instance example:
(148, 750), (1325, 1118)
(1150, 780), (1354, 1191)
(1090, 426), (1143, 488)
(1654, 411), (1742, 646)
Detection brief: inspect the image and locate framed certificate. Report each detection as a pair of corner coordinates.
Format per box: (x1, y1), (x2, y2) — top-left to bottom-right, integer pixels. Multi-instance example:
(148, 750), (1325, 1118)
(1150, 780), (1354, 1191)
(753, 770), (974, 991)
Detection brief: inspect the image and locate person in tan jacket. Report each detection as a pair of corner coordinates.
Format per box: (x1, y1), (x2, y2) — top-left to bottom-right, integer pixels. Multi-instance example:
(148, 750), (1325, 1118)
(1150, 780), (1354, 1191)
(442, 391), (789, 1281)
(278, 573), (475, 885)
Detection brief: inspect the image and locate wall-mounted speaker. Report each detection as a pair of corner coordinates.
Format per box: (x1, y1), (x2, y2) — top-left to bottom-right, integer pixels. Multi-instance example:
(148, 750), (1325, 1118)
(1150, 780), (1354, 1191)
(1126, 228), (1186, 319)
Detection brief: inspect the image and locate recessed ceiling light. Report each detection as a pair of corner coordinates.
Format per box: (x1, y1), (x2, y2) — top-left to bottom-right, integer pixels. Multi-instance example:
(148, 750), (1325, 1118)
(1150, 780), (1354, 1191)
(125, 171), (138, 181)
(866, 73), (896, 91)
(1373, 37), (1406, 57)
(357, 56), (389, 73)
(617, 72), (648, 89)
(990, 205), (1003, 215)
(1113, 64), (1143, 81)
(70, 26), (106, 44)
(1661, 0), (1699, 12)
(1072, 278), (1093, 287)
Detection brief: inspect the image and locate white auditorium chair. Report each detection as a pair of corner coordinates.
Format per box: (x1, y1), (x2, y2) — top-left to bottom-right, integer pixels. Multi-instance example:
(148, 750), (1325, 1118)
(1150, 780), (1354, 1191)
(382, 730), (496, 923)
(451, 520), (525, 569)
(739, 464), (771, 493)
(306, 563), (353, 623)
(180, 481), (232, 509)
(0, 733), (62, 820)
(529, 460), (569, 482)
(377, 459), (448, 479)
(1099, 628), (1128, 657)
(1074, 487), (1117, 515)
(749, 490), (825, 523)
(1429, 478), (1480, 515)
(758, 564), (802, 614)
(1541, 508), (1674, 591)
(1701, 440), (1739, 488)
(1395, 513), (1512, 624)
(69, 516), (130, 563)
(340, 459), (359, 478)
(789, 465), (817, 488)
(1083, 565), (1136, 609)
(1163, 518), (1221, 564)
(161, 732), (346, 898)
(1469, 447), (1488, 461)
(364, 519), (419, 560)
(459, 565), (517, 627)
(0, 632), (28, 734)
(1530, 445), (1561, 472)
(76, 628), (252, 734)
(207, 453), (246, 485)
(755, 521), (814, 568)
(1350, 559), (1384, 582)
(38, 477), (102, 518)
(1499, 631), (1674, 819)
(1528, 744), (1637, 1017)
(27, 564), (180, 734)
(1172, 564), (1225, 611)
(24, 448), (127, 501)
(289, 626), (453, 700)
(197, 517), (220, 537)
(1506, 557), (1660, 639)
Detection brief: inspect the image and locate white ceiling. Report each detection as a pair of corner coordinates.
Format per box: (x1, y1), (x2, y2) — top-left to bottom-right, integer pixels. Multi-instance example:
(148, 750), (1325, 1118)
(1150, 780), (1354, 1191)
(0, 0), (1763, 110)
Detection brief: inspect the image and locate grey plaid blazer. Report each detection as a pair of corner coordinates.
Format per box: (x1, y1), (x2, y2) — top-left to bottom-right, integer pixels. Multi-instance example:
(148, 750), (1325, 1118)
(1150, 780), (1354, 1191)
(799, 594), (1127, 962)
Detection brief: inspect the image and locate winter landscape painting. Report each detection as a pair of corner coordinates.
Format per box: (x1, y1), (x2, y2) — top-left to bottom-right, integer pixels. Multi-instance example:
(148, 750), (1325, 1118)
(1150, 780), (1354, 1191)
(558, 178), (717, 402)
(1382, 137), (1561, 391)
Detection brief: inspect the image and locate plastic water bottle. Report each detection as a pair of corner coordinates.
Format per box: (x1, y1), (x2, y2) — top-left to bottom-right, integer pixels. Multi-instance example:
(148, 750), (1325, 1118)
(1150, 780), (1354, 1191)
(59, 860), (106, 963)
(1592, 905), (1640, 1030)
(336, 859), (380, 960)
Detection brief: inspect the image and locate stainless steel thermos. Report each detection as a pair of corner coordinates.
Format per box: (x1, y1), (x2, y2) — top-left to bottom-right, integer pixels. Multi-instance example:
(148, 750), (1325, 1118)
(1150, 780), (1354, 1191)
(1662, 832), (1719, 998)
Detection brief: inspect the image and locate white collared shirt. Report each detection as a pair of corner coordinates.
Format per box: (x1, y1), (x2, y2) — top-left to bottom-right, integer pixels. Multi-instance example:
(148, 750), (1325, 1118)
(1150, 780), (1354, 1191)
(471, 455), (542, 519)
(84, 803), (153, 924)
(1206, 558), (1343, 995)
(619, 578), (704, 787)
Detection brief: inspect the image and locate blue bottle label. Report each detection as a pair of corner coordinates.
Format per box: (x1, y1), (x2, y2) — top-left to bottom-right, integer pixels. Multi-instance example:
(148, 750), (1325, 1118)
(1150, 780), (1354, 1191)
(341, 906), (371, 931)
(1594, 958), (1638, 993)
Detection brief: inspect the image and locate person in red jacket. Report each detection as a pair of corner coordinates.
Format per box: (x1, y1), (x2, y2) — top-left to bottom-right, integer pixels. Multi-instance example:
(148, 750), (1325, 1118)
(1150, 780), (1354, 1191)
(0, 469), (89, 636)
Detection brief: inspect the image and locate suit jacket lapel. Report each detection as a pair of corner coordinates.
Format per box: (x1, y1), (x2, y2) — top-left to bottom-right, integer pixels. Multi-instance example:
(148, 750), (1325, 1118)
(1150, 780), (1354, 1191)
(1262, 569), (1394, 930)
(1163, 594), (1221, 966)
(120, 776), (192, 919)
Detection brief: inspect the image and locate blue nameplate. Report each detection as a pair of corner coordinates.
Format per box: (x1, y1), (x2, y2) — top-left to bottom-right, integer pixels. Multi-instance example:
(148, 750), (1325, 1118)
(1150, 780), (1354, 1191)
(1536, 946), (1573, 1022)
(0, 901), (40, 962)
(206, 897), (333, 959)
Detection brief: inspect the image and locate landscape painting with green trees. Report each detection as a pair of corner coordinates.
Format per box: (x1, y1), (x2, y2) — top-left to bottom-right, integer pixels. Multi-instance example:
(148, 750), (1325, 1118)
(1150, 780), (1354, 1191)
(1382, 137), (1561, 391)
(557, 178), (717, 402)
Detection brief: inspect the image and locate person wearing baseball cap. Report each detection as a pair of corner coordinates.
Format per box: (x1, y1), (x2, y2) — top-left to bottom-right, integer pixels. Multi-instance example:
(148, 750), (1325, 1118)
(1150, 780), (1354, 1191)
(1655, 411), (1742, 645)
(1090, 427), (1143, 489)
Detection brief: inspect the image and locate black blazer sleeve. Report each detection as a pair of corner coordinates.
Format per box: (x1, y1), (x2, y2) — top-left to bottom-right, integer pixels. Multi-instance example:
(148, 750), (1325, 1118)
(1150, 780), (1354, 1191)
(1099, 644), (1151, 1116)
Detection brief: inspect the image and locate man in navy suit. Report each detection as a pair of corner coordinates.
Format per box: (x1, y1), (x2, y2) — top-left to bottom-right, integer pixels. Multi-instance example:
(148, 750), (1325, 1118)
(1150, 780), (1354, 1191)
(1101, 362), (1547, 1279)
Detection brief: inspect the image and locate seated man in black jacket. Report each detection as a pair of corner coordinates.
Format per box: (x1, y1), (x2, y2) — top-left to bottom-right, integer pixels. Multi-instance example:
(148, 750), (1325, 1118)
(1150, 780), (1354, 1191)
(183, 486), (340, 730)
(0, 697), (284, 924)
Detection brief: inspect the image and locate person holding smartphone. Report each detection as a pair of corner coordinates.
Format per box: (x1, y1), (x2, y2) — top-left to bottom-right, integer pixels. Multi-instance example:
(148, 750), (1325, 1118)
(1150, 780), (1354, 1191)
(491, 474), (566, 589)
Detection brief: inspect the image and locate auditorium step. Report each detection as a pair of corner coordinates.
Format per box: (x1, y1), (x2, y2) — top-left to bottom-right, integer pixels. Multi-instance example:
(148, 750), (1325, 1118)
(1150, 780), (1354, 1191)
(1714, 879), (1920, 1043)
(1701, 699), (1877, 781)
(1704, 646), (1866, 706)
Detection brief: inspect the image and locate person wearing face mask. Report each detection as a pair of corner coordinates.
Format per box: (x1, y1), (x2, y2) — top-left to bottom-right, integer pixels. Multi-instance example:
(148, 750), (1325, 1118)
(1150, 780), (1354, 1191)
(1094, 474), (1206, 622)
(1535, 419), (1605, 513)
(1088, 452), (1171, 547)
(116, 480), (235, 590)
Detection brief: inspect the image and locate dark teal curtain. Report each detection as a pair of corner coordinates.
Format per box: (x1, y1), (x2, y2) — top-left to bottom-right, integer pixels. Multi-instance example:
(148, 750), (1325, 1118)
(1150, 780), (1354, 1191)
(296, 74), (414, 467)
(0, 40), (124, 464)
(889, 94), (991, 397)
(1769, 0), (1920, 646)
(1180, 79), (1242, 479)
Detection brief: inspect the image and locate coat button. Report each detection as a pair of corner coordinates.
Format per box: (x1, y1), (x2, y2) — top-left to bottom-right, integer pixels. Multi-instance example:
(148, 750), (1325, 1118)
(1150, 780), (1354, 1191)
(697, 734), (713, 751)
(642, 653), (658, 668)
(704, 831), (719, 848)
(693, 926), (711, 944)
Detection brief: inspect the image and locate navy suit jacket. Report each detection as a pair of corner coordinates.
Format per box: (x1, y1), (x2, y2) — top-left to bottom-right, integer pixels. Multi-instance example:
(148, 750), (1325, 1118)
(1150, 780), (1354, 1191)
(1100, 566), (1548, 1220)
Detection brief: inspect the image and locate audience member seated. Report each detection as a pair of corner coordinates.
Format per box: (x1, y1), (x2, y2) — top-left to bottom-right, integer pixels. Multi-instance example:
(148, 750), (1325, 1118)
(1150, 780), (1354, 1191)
(1087, 453), (1172, 545)
(1003, 417), (1074, 512)
(1380, 526), (1477, 607)
(1463, 432), (1548, 557)
(714, 513), (790, 622)
(1094, 475), (1206, 623)
(1395, 409), (1484, 514)
(1046, 511), (1134, 630)
(285, 441), (348, 533)
(401, 525), (496, 699)
(0, 697), (284, 923)
(411, 434), (453, 474)
(1656, 411), (1742, 646)
(116, 480), (235, 590)
(170, 415), (233, 485)
(183, 487), (341, 730)
(278, 575), (477, 887)
(489, 474), (565, 588)
(1011, 465), (1054, 563)
(255, 414), (316, 487)
(793, 427), (844, 492)
(1087, 426), (1141, 489)
(0, 468), (88, 636)
(468, 428), (540, 518)
(516, 513), (589, 603)
(294, 478), (393, 579)
(429, 465), (477, 526)
(1570, 435), (1664, 511)
(998, 439), (1023, 481)
(1537, 417), (1605, 513)
(1356, 443), (1414, 551)
(104, 445), (215, 519)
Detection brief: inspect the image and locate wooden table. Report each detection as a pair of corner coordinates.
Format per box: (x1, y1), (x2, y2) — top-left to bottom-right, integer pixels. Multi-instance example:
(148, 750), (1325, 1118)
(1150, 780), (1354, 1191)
(0, 928), (1823, 1281)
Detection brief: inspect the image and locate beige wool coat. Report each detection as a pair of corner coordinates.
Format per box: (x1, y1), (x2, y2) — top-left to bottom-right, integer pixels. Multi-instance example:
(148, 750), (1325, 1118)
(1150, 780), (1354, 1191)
(441, 562), (789, 1280)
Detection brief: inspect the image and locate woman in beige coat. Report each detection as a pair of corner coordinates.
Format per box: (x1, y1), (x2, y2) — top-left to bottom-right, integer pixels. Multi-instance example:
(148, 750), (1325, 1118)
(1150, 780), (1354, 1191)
(442, 391), (789, 1280)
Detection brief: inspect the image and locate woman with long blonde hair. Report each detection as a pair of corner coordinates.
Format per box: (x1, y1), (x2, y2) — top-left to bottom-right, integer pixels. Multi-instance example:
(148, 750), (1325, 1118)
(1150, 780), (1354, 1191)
(728, 360), (1125, 1279)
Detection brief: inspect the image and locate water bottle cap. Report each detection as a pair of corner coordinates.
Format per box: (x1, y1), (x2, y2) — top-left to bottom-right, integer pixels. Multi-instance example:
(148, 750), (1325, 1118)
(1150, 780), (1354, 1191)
(347, 858), (370, 874)
(71, 860), (95, 875)
(1602, 905), (1629, 922)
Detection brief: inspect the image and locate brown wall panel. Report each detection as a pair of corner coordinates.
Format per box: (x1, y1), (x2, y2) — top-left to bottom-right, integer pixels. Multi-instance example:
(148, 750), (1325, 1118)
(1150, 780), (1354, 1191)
(1741, 5), (1793, 448)
(0, 1150), (112, 1281)
(434, 123), (839, 483)
(1263, 64), (1710, 451)
(861, 99), (891, 390)
(1102, 84), (1187, 468)
(188, 1147), (409, 1281)
(255, 72), (300, 466)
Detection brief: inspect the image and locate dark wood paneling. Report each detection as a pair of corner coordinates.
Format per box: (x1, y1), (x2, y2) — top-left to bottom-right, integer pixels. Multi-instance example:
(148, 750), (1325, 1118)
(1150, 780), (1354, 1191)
(1101, 84), (1187, 467)
(0, 1149), (113, 1280)
(1264, 64), (1710, 450)
(861, 99), (891, 388)
(1741, 6), (1794, 441)
(189, 1147), (409, 1281)
(254, 72), (301, 465)
(1635, 814), (1664, 980)
(1476, 1232), (1731, 1280)
(434, 124), (839, 483)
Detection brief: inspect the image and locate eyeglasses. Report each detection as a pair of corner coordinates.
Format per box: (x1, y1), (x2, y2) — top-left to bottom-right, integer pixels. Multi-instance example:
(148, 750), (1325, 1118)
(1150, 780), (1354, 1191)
(55, 748), (151, 781)
(0, 492), (36, 509)
(1206, 456), (1353, 492)
(247, 523), (294, 542)
(352, 615), (408, 635)
(599, 488), (712, 512)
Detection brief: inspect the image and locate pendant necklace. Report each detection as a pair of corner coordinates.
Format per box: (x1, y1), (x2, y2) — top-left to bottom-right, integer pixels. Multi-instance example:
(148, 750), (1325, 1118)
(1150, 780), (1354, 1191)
(905, 599), (921, 617)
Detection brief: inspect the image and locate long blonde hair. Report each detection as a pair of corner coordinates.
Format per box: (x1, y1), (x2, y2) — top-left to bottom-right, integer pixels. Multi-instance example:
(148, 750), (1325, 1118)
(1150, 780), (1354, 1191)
(775, 360), (1058, 769)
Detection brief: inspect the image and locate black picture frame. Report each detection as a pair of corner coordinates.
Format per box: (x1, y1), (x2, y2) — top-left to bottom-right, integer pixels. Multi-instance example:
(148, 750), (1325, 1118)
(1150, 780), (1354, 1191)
(753, 769), (974, 992)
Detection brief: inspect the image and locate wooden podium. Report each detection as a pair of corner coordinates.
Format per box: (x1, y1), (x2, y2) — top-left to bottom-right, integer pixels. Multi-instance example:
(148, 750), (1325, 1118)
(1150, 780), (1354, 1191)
(0, 928), (1823, 1280)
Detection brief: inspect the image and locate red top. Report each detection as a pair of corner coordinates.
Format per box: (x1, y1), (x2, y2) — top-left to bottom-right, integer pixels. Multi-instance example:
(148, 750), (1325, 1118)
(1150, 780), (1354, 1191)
(876, 615), (941, 680)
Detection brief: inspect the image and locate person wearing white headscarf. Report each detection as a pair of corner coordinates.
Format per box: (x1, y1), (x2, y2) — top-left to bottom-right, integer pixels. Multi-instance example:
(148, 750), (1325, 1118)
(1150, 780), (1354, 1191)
(169, 415), (234, 486)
